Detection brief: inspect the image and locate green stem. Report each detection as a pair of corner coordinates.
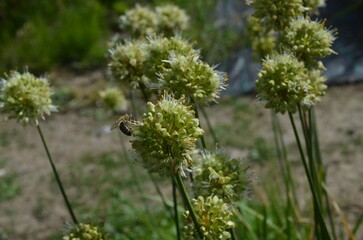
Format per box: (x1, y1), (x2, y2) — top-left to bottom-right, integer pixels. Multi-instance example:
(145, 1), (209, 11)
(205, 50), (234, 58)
(288, 112), (331, 240)
(311, 109), (338, 240)
(36, 124), (78, 224)
(173, 178), (181, 240)
(174, 174), (204, 239)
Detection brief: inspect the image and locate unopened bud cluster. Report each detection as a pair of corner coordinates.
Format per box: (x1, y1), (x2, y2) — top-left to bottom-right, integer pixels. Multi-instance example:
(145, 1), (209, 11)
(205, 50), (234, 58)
(184, 196), (235, 239)
(0, 71), (56, 125)
(63, 223), (109, 240)
(193, 150), (248, 203)
(132, 94), (203, 175)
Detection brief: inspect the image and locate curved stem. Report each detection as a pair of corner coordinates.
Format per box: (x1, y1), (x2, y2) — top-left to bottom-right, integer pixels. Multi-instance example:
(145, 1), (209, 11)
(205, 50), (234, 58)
(174, 174), (204, 239)
(36, 124), (78, 224)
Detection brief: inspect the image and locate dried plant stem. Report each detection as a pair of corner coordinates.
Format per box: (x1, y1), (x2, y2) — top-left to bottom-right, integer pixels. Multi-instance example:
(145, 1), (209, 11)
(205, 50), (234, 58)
(36, 124), (78, 224)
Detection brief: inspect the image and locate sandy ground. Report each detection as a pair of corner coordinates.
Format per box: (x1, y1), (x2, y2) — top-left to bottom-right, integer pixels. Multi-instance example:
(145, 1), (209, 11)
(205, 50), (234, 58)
(0, 72), (362, 239)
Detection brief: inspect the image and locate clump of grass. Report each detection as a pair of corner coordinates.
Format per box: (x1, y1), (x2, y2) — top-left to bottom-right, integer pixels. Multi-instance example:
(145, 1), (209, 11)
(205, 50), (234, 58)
(0, 171), (21, 202)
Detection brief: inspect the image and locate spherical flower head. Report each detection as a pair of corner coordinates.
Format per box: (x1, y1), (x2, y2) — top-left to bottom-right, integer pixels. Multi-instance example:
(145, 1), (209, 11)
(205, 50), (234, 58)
(108, 40), (148, 89)
(145, 35), (196, 80)
(157, 54), (227, 104)
(155, 5), (189, 36)
(184, 195), (235, 239)
(63, 223), (110, 240)
(281, 17), (337, 65)
(256, 54), (313, 113)
(193, 150), (249, 203)
(132, 94), (204, 175)
(246, 0), (305, 30)
(98, 87), (127, 112)
(119, 4), (158, 37)
(0, 71), (57, 125)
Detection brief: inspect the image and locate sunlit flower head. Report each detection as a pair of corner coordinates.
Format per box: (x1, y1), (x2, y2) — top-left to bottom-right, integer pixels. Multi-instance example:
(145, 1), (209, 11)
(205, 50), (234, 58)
(184, 195), (235, 239)
(132, 94), (204, 175)
(108, 40), (148, 89)
(256, 54), (313, 113)
(157, 54), (227, 104)
(281, 17), (337, 66)
(0, 71), (57, 125)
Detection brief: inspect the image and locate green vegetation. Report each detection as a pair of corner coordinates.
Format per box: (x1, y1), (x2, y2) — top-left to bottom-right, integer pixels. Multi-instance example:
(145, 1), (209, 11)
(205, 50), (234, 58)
(0, 160), (21, 202)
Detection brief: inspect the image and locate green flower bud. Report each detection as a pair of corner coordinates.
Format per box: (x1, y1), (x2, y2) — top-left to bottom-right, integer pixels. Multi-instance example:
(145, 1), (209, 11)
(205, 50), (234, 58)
(63, 223), (110, 240)
(246, 0), (304, 30)
(193, 150), (249, 203)
(98, 87), (127, 112)
(119, 4), (158, 37)
(0, 71), (57, 125)
(281, 17), (337, 66)
(256, 54), (314, 113)
(158, 54), (227, 104)
(156, 5), (189, 36)
(132, 94), (204, 175)
(184, 195), (235, 239)
(108, 40), (148, 89)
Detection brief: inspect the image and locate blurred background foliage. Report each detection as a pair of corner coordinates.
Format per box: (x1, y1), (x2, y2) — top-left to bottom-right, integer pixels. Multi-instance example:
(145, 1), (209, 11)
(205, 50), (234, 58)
(0, 0), (245, 74)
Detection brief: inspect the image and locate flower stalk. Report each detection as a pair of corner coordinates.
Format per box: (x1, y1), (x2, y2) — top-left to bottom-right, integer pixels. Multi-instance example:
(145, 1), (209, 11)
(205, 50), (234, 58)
(174, 174), (204, 239)
(37, 124), (78, 224)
